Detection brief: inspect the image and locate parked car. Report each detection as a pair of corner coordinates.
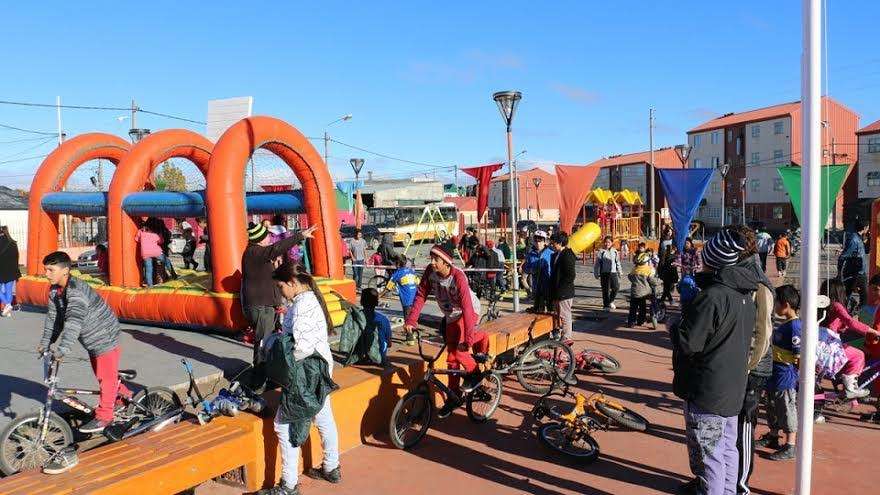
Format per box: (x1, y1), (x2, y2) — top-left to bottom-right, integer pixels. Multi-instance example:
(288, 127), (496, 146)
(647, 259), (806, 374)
(340, 224), (381, 249)
(516, 220), (537, 236)
(76, 249), (98, 269)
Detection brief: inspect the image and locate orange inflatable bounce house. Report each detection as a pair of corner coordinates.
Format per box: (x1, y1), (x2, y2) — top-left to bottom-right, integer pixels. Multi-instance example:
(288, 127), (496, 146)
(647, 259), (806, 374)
(16, 116), (356, 331)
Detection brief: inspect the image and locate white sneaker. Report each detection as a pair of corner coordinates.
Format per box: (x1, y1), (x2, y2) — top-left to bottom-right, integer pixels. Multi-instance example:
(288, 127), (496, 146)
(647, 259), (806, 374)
(842, 374), (870, 399)
(609, 303), (617, 310)
(1, 306), (11, 317)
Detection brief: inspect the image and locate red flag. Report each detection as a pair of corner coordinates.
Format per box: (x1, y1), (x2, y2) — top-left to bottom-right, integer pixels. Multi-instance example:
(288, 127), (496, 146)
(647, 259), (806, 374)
(461, 163), (503, 221)
(555, 164), (601, 234)
(354, 189), (364, 229)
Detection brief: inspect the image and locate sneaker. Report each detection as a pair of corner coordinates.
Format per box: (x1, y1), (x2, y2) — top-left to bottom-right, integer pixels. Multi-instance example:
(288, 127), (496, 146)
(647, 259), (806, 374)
(461, 372), (485, 394)
(79, 418), (111, 434)
(676, 478), (698, 495)
(257, 482), (300, 495)
(755, 433), (780, 449)
(814, 412), (827, 424)
(306, 465), (342, 484)
(609, 303), (617, 310)
(42, 446), (78, 475)
(405, 335), (417, 346)
(1, 305), (11, 317)
(768, 444), (796, 461)
(437, 397), (462, 419)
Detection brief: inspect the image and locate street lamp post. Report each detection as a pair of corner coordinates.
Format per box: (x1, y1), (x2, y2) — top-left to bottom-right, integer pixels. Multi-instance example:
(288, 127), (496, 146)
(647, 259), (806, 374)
(675, 144), (692, 169)
(350, 158), (365, 228)
(740, 177), (748, 225)
(493, 90), (523, 312)
(324, 114), (353, 170)
(718, 163), (730, 227)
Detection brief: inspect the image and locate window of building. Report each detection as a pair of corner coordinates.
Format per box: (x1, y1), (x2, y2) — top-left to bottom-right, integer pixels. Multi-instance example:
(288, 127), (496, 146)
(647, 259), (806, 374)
(751, 152), (760, 166)
(868, 171), (880, 187)
(736, 137), (742, 156)
(774, 121), (784, 135)
(693, 158), (703, 168)
(869, 137), (880, 153)
(727, 130), (733, 142)
(750, 179), (760, 192)
(752, 125), (760, 138)
(711, 156), (720, 167)
(773, 206), (784, 219)
(711, 131), (720, 145)
(773, 149), (784, 165)
(693, 135), (702, 149)
(711, 181), (720, 193)
(774, 178), (784, 191)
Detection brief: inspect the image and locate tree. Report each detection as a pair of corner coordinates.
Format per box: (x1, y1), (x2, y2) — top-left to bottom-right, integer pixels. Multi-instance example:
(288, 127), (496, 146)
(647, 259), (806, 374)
(155, 162), (187, 191)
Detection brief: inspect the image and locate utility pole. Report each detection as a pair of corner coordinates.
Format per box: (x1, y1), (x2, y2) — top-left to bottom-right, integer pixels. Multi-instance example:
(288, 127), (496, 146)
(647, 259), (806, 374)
(831, 137), (837, 229)
(741, 177), (747, 225)
(454, 165), (459, 195)
(324, 131), (330, 168)
(131, 99), (137, 130)
(649, 108), (656, 238)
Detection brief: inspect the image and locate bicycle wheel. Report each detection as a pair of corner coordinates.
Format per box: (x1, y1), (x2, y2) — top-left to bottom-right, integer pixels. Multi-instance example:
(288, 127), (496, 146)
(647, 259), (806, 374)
(579, 349), (621, 374)
(595, 401), (649, 431)
(515, 339), (575, 394)
(538, 422), (600, 463)
(466, 373), (503, 423)
(127, 387), (181, 418)
(389, 390), (434, 449)
(0, 412), (73, 475)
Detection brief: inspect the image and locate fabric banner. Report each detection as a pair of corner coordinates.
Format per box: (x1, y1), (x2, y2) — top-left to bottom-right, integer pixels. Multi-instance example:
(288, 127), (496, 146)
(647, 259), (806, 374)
(335, 180), (364, 212)
(461, 163), (503, 221)
(555, 164), (601, 234)
(658, 169), (714, 251)
(354, 190), (365, 228)
(777, 165), (849, 227)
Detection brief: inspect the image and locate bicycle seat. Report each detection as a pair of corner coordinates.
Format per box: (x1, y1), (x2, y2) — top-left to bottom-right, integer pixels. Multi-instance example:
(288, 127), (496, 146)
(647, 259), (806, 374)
(117, 369), (137, 380)
(472, 353), (491, 364)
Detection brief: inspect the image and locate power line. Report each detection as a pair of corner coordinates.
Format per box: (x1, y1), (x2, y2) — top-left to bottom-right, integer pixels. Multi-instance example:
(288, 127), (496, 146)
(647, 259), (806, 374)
(0, 153), (49, 165)
(0, 99), (205, 125)
(0, 137), (56, 162)
(0, 136), (55, 144)
(137, 109), (205, 125)
(327, 138), (451, 169)
(0, 122), (56, 136)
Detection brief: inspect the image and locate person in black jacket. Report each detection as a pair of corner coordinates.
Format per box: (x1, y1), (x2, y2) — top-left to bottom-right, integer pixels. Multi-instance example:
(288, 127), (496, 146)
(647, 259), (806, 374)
(0, 226), (21, 317)
(550, 232), (576, 342)
(242, 221), (315, 391)
(672, 227), (759, 495)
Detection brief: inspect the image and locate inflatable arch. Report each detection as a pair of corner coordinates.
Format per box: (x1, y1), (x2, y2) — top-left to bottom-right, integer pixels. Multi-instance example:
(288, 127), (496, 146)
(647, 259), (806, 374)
(107, 129), (213, 288)
(26, 133), (131, 274)
(17, 117), (354, 332)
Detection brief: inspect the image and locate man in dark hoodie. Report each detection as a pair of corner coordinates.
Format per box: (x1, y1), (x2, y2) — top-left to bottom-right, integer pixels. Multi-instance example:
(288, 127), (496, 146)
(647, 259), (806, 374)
(672, 227), (759, 495)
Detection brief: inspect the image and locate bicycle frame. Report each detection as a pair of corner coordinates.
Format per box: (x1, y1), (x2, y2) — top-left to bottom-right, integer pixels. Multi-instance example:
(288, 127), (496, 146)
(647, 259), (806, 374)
(414, 330), (481, 404)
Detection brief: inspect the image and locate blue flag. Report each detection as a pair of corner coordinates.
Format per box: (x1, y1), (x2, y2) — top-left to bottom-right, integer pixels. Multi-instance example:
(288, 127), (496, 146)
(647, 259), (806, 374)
(658, 169), (714, 252)
(335, 180), (364, 212)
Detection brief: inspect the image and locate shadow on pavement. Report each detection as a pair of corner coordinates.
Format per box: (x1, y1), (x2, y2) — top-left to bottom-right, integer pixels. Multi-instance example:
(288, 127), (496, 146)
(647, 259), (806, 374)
(0, 374), (47, 420)
(122, 327), (250, 381)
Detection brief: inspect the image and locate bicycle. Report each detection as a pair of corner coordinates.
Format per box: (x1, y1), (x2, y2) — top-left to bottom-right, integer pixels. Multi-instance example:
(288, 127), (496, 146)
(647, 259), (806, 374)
(490, 317), (576, 394)
(530, 374), (601, 463)
(476, 279), (502, 324)
(0, 352), (181, 475)
(388, 330), (503, 449)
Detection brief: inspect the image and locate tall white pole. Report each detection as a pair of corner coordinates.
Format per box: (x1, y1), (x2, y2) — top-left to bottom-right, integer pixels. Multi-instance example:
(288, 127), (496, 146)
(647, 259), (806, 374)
(649, 108), (655, 238)
(507, 129), (521, 312)
(795, 1), (821, 493)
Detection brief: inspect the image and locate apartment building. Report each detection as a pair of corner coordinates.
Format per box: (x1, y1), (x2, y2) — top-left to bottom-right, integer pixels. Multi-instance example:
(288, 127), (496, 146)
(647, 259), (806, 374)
(856, 119), (880, 221)
(588, 147), (688, 213)
(687, 97), (859, 231)
(488, 167), (560, 223)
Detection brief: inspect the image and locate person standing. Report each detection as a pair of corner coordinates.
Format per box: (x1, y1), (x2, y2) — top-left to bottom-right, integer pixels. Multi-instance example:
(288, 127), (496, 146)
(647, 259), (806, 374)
(658, 245), (679, 304)
(672, 228), (758, 495)
(348, 229), (368, 291)
(242, 222), (315, 391)
(135, 223), (163, 287)
(677, 237), (702, 278)
(756, 229), (773, 273)
(550, 232), (576, 342)
(181, 228), (198, 270)
(497, 236), (511, 262)
(524, 231), (554, 313)
(0, 226), (21, 317)
(593, 236), (622, 311)
(839, 221), (869, 306)
(774, 232), (792, 279)
(198, 219), (211, 272)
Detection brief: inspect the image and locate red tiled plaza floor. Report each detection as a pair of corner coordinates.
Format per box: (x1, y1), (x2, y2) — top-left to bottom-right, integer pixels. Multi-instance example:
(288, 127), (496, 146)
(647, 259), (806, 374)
(200, 297), (880, 495)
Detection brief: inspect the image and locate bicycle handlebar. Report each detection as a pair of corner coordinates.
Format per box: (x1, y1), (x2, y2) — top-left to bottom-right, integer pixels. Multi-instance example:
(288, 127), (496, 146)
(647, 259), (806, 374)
(413, 330), (446, 365)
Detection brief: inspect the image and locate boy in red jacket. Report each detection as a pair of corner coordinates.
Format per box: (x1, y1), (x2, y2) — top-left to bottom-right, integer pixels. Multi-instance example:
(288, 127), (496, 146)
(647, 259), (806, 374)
(404, 244), (488, 417)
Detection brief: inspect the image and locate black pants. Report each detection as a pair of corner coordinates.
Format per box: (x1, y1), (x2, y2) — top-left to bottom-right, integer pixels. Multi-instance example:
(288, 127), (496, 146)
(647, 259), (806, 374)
(533, 288), (552, 313)
(661, 280), (675, 303)
(183, 254), (198, 270)
(759, 252), (769, 272)
(627, 296), (647, 325)
(737, 374), (767, 495)
(600, 273), (619, 308)
(245, 305), (277, 391)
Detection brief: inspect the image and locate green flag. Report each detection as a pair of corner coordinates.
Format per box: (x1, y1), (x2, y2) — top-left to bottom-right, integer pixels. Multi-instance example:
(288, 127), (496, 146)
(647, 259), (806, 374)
(776, 165), (849, 225)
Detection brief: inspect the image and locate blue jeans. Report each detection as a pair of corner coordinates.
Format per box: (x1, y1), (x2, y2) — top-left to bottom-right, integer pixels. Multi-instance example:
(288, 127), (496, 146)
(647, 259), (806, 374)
(0, 280), (15, 305)
(143, 255), (166, 287)
(352, 261), (364, 288)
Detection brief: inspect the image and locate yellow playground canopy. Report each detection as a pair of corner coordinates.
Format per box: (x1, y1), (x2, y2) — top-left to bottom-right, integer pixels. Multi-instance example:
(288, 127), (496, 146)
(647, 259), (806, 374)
(614, 189), (643, 206)
(585, 188), (643, 206)
(586, 188), (615, 205)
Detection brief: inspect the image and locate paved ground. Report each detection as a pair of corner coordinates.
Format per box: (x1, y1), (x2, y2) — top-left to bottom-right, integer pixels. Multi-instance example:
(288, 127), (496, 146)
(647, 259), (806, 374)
(194, 248), (880, 495)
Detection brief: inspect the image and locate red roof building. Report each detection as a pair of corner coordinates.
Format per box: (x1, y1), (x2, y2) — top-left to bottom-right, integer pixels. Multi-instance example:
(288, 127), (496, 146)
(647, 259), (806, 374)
(488, 167), (560, 224)
(857, 119), (880, 205)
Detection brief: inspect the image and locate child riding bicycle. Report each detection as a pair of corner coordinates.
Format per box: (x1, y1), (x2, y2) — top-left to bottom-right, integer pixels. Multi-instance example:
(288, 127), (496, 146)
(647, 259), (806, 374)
(404, 244), (489, 418)
(37, 251), (131, 434)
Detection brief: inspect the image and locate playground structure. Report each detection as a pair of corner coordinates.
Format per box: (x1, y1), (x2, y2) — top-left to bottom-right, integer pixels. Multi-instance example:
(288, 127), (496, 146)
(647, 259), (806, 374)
(15, 117), (355, 331)
(581, 188), (644, 242)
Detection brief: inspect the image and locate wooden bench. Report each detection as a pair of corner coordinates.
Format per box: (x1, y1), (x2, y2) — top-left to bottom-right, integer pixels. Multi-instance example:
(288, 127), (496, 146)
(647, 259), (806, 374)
(0, 312), (552, 494)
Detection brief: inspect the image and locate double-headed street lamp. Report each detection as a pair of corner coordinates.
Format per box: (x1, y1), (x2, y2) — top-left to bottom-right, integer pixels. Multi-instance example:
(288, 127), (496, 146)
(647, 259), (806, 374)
(675, 144), (692, 168)
(493, 90), (523, 312)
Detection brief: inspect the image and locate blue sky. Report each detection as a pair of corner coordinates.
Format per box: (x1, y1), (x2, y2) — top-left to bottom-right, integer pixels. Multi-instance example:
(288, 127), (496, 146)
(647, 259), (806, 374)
(1, 1), (879, 188)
